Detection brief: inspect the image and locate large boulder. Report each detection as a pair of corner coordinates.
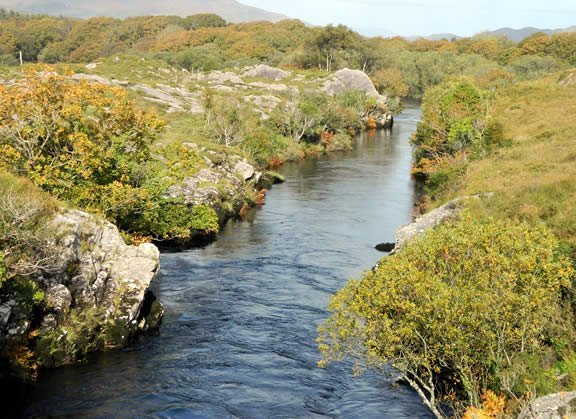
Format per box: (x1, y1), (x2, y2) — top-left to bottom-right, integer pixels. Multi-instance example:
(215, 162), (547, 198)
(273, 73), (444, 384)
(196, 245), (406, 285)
(242, 64), (291, 81)
(50, 210), (161, 331)
(323, 68), (386, 101)
(0, 209), (163, 368)
(519, 392), (576, 419)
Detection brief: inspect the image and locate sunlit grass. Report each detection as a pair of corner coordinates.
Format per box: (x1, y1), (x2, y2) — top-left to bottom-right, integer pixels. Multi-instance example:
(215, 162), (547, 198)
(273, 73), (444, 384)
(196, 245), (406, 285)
(443, 71), (576, 249)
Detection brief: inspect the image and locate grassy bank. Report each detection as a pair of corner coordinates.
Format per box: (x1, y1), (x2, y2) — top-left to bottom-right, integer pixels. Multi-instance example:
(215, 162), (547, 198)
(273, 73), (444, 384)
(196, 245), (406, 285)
(443, 70), (576, 252)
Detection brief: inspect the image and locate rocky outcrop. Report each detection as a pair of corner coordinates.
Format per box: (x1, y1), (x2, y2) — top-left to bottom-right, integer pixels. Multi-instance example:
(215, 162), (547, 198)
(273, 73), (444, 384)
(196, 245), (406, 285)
(0, 210), (163, 368)
(393, 199), (462, 253)
(519, 392), (576, 419)
(391, 195), (492, 254)
(323, 68), (386, 102)
(242, 64), (291, 81)
(133, 83), (204, 113)
(167, 151), (261, 222)
(199, 71), (244, 85)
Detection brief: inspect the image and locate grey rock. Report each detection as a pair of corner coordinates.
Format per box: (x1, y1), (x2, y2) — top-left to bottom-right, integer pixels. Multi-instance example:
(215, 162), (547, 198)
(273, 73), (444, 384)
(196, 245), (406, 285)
(201, 71), (244, 85)
(71, 73), (111, 85)
(0, 305), (11, 328)
(41, 314), (58, 332)
(132, 84), (203, 114)
(45, 285), (72, 318)
(212, 85), (235, 93)
(519, 392), (576, 418)
(234, 160), (256, 181)
(51, 210), (162, 338)
(243, 95), (281, 114)
(323, 68), (386, 102)
(167, 156), (260, 218)
(375, 243), (396, 253)
(248, 81), (295, 93)
(393, 199), (463, 253)
(392, 195), (492, 254)
(242, 64), (291, 81)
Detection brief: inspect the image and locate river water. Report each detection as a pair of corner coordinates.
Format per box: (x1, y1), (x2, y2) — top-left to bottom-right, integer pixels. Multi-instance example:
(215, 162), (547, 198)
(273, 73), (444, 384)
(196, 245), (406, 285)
(20, 105), (432, 418)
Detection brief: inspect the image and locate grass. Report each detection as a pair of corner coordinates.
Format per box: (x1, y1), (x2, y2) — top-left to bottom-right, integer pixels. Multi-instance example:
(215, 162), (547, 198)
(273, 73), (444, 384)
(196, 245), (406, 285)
(441, 70), (576, 250)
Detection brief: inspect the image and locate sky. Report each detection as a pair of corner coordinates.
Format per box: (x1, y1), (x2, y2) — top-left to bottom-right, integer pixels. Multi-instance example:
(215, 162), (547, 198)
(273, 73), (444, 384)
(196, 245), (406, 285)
(240, 0), (576, 37)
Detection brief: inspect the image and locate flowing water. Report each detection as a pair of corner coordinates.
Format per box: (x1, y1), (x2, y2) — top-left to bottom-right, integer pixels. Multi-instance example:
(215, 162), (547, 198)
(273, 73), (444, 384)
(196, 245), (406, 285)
(19, 105), (432, 418)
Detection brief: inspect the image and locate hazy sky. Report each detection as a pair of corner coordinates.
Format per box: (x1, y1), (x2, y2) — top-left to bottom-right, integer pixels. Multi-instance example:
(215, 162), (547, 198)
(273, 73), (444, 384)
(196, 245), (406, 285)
(241, 0), (576, 36)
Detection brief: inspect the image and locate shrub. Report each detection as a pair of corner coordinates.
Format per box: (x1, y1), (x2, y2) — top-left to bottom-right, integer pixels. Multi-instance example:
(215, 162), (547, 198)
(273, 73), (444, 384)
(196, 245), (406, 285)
(318, 214), (574, 417)
(411, 78), (503, 200)
(0, 65), (164, 204)
(189, 205), (220, 234)
(0, 171), (59, 280)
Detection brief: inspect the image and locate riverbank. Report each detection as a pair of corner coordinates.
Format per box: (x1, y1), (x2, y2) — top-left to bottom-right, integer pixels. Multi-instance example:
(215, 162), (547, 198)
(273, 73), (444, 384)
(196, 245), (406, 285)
(320, 70), (576, 418)
(13, 106), (430, 418)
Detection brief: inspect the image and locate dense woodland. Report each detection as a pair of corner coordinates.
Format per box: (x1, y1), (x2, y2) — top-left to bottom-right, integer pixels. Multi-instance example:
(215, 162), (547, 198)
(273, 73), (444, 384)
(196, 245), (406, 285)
(2, 9), (576, 418)
(0, 10), (575, 97)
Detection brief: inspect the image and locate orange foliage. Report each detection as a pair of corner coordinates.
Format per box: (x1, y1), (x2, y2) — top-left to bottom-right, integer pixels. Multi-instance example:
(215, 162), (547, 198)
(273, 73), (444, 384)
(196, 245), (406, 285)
(254, 189), (267, 206)
(463, 391), (507, 419)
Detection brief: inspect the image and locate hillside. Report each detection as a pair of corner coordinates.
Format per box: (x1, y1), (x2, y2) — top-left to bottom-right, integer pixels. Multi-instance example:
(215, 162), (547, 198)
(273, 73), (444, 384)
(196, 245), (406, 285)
(0, 0), (289, 22)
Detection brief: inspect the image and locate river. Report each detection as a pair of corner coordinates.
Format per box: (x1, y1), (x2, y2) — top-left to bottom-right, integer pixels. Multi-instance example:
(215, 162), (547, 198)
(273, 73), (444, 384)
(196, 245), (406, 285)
(19, 105), (432, 418)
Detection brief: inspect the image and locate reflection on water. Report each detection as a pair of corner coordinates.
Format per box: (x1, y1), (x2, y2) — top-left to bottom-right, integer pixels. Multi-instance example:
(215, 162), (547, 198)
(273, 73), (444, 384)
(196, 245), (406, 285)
(21, 106), (432, 418)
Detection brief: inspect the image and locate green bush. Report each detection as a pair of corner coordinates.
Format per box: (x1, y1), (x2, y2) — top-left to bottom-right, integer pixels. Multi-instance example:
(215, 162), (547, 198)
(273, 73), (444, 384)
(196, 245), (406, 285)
(318, 214), (575, 417)
(189, 205), (220, 234)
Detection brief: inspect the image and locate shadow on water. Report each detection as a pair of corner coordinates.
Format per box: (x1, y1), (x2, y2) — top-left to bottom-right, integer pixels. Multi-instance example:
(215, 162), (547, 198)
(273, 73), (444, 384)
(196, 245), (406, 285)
(18, 105), (432, 418)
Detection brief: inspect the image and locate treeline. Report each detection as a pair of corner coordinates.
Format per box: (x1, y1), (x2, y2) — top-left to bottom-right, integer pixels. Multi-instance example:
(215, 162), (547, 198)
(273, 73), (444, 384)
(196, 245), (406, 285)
(1, 10), (575, 97)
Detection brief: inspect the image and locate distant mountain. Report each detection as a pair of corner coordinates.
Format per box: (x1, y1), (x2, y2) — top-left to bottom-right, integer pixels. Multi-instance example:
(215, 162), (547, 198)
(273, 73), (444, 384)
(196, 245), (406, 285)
(476, 27), (556, 42)
(0, 0), (290, 22)
(412, 26), (576, 43)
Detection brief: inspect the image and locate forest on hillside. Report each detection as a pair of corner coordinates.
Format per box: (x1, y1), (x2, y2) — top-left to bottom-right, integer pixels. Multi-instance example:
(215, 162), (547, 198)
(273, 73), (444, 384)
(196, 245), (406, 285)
(1, 10), (575, 98)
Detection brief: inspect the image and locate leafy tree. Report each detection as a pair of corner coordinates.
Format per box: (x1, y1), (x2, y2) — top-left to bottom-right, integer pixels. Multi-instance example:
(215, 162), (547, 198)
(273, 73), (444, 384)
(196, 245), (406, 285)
(166, 44), (224, 71)
(307, 24), (357, 72)
(371, 68), (409, 97)
(547, 32), (576, 65)
(0, 65), (164, 212)
(16, 18), (67, 61)
(318, 215), (575, 417)
(181, 14), (227, 30)
(204, 94), (252, 147)
(412, 78), (497, 174)
(519, 32), (551, 56)
(269, 92), (325, 142)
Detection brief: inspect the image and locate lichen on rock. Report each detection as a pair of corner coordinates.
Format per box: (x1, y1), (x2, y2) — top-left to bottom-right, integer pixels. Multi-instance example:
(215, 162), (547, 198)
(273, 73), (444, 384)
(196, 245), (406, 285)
(0, 209), (163, 369)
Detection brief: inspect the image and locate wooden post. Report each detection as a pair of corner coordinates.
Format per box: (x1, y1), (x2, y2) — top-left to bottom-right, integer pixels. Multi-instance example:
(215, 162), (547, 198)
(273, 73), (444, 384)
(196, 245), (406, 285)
(19, 50), (23, 66)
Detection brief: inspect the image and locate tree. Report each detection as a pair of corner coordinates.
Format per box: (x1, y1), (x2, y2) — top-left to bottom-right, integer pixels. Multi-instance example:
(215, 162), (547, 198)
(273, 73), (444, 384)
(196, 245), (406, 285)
(181, 14), (227, 30)
(204, 94), (250, 147)
(411, 77), (502, 187)
(371, 68), (409, 97)
(308, 24), (357, 72)
(16, 18), (66, 61)
(269, 92), (325, 142)
(0, 65), (164, 205)
(318, 215), (574, 417)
